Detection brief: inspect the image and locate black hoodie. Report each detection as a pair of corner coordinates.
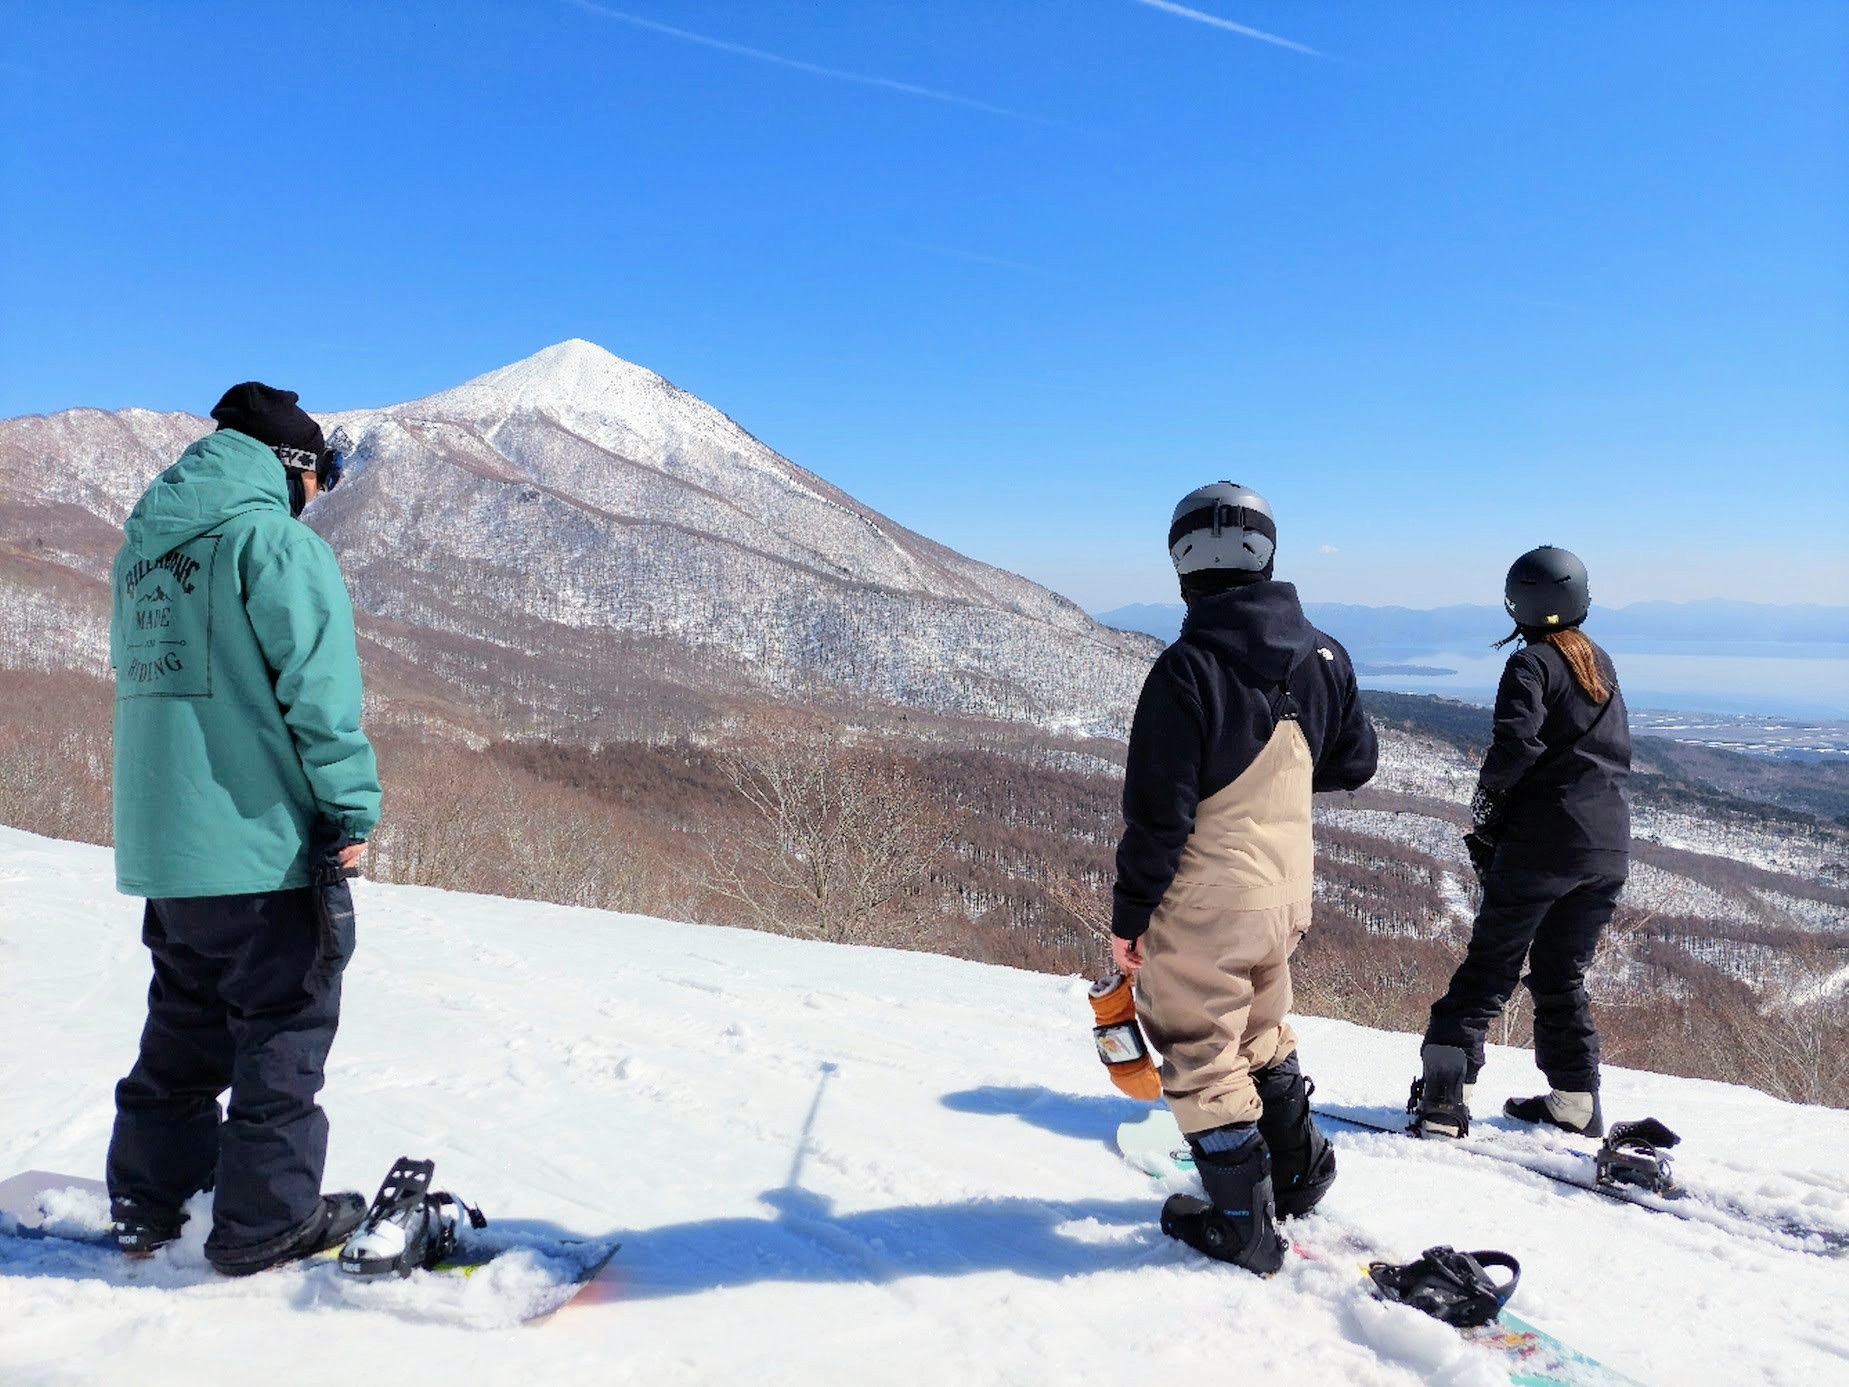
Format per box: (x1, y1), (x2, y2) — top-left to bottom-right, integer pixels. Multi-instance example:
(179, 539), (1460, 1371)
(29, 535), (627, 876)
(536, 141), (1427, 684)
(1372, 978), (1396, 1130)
(1111, 582), (1378, 940)
(1475, 637), (1631, 868)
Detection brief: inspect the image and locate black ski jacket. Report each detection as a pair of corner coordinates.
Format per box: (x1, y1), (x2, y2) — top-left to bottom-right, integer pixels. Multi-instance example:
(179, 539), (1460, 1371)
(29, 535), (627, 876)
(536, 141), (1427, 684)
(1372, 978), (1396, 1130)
(1474, 637), (1631, 869)
(1111, 582), (1378, 940)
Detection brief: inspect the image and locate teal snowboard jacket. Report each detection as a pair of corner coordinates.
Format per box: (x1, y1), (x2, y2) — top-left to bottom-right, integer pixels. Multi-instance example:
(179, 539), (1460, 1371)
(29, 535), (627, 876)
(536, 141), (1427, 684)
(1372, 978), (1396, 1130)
(110, 429), (382, 898)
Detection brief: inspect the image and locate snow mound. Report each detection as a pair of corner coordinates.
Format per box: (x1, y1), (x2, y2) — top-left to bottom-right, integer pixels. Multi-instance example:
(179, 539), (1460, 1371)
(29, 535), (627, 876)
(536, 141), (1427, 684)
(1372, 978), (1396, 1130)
(1, 824), (1844, 1386)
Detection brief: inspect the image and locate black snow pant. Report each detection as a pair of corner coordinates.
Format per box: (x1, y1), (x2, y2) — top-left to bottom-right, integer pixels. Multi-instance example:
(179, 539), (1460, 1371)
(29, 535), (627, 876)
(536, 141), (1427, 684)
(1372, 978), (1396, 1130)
(107, 888), (351, 1259)
(1423, 864), (1626, 1092)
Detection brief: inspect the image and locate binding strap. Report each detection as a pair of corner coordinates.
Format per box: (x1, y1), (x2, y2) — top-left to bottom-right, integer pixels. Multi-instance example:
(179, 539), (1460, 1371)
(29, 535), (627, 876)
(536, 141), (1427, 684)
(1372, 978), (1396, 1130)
(423, 1191), (488, 1265)
(1367, 1246), (1521, 1327)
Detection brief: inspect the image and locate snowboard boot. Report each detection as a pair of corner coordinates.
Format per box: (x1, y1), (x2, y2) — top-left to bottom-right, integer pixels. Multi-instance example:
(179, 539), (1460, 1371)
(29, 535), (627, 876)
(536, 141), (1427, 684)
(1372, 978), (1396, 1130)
(1159, 1124), (1287, 1275)
(1254, 1052), (1336, 1218)
(1504, 1089), (1603, 1137)
(207, 1192), (367, 1277)
(1408, 1044), (1473, 1139)
(109, 1195), (186, 1256)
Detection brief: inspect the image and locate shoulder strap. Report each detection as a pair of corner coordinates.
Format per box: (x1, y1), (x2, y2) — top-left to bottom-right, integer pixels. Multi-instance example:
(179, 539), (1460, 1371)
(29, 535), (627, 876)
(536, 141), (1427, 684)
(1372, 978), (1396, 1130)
(1271, 646), (1311, 724)
(1188, 633), (1315, 730)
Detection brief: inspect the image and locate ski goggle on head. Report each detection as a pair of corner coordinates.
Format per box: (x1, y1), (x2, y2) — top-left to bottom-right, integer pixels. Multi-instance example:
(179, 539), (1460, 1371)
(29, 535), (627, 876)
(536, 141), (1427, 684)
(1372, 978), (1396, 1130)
(274, 425), (353, 494)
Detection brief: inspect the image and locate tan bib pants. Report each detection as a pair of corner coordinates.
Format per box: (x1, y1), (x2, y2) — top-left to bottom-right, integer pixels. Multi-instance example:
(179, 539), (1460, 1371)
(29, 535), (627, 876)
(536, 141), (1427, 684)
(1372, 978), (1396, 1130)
(1134, 721), (1314, 1135)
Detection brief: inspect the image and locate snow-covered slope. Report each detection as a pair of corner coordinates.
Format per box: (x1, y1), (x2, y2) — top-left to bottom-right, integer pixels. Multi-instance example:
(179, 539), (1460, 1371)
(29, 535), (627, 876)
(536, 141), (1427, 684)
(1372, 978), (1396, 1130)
(0, 343), (1157, 735)
(2, 826), (1844, 1387)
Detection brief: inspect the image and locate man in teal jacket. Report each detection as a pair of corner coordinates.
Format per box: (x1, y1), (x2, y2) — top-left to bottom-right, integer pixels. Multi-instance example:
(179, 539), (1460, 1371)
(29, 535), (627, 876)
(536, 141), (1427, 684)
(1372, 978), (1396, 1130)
(107, 381), (382, 1275)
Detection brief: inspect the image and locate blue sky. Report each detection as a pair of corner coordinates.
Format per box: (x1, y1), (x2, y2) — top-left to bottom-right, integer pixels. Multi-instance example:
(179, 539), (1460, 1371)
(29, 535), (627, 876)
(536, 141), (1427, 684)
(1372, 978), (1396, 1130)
(3, 1), (1844, 611)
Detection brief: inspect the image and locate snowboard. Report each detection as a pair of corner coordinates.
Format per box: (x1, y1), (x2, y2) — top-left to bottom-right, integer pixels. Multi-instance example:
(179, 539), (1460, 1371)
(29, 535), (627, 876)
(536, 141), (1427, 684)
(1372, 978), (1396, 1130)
(1311, 1104), (1849, 1257)
(0, 1170), (619, 1325)
(1117, 1109), (1640, 1387)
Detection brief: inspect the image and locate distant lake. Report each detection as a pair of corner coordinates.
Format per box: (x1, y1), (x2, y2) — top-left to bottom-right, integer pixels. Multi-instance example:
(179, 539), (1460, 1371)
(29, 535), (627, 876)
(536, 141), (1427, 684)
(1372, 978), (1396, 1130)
(1351, 643), (1849, 719)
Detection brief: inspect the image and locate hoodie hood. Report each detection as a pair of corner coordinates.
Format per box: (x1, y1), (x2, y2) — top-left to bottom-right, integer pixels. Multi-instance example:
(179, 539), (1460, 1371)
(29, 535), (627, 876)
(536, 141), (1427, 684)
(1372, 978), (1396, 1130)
(1179, 580), (1318, 685)
(124, 429), (291, 558)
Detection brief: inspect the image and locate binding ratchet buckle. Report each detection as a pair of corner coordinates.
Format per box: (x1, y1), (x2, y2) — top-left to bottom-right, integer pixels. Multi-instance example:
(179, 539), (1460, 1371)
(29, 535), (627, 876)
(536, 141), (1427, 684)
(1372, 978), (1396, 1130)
(1594, 1118), (1682, 1197)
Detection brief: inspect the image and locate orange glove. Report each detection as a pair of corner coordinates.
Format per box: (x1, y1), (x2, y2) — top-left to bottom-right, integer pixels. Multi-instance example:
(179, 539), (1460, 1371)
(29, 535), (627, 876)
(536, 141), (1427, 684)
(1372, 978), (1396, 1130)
(1089, 973), (1162, 1101)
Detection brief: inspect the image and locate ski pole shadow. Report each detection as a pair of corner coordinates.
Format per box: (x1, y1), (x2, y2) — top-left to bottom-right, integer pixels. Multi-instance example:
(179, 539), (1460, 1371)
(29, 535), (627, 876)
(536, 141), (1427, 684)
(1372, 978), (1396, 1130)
(939, 1085), (1154, 1153)
(601, 1069), (1166, 1303)
(608, 1188), (1163, 1303)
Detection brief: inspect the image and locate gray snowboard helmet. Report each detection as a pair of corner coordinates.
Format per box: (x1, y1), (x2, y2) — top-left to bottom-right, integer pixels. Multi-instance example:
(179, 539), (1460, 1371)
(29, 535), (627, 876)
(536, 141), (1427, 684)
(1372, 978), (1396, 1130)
(1504, 545), (1590, 631)
(1169, 482), (1276, 577)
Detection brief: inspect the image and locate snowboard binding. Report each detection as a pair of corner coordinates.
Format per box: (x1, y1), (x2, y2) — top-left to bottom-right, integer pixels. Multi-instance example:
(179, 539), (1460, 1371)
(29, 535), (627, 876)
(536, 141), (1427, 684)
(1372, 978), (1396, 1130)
(338, 1157), (486, 1279)
(109, 1196), (186, 1257)
(1368, 1246), (1521, 1328)
(1594, 1118), (1682, 1197)
(1407, 1044), (1471, 1139)
(1254, 1056), (1336, 1219)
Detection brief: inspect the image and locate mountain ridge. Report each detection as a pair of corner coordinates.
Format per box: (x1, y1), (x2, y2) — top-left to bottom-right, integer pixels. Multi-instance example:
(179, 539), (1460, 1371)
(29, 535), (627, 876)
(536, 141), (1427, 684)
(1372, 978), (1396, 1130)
(0, 340), (1158, 739)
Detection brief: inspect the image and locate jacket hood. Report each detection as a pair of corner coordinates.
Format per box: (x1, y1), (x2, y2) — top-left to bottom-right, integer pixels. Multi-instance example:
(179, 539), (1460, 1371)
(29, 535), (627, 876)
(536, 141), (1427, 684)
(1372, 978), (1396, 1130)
(124, 430), (291, 558)
(1179, 580), (1319, 685)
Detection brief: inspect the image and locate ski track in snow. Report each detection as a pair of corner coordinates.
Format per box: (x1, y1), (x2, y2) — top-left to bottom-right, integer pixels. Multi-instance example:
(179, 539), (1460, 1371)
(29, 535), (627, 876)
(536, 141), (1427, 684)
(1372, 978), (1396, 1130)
(2, 825), (1846, 1387)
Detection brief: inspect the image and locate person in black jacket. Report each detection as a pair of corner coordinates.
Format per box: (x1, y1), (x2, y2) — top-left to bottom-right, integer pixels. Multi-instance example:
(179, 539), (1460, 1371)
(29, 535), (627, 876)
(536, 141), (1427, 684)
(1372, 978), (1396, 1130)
(1111, 482), (1377, 1273)
(1412, 546), (1632, 1140)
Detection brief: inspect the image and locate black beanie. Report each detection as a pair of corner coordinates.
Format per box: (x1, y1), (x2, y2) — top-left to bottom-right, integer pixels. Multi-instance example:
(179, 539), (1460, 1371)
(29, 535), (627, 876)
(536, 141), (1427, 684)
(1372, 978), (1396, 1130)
(210, 382), (326, 457)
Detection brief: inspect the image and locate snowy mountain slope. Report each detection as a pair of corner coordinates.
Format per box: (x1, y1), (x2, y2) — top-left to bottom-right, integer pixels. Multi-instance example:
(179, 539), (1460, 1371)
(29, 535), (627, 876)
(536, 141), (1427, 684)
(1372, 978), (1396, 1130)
(3, 826), (1845, 1387)
(1354, 702), (1849, 915)
(0, 343), (1158, 736)
(0, 409), (208, 677)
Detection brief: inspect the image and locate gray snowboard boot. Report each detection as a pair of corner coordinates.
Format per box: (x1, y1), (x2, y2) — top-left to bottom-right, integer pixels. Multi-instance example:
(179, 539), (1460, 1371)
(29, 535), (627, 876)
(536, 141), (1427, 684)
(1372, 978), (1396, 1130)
(1504, 1089), (1603, 1137)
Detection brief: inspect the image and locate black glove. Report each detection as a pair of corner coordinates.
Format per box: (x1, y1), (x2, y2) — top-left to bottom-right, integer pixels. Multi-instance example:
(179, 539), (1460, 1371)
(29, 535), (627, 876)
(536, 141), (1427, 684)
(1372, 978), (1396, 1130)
(308, 820), (360, 985)
(1463, 830), (1497, 878)
(1469, 783), (1507, 834)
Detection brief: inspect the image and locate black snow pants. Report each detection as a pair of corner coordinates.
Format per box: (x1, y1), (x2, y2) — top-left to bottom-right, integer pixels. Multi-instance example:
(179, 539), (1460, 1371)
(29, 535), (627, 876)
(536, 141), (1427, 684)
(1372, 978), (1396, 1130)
(107, 887), (351, 1258)
(1423, 864), (1626, 1092)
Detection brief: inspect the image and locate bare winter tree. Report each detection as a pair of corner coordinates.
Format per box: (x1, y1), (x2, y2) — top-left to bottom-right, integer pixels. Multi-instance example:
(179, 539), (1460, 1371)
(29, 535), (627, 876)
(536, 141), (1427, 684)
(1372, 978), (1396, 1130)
(1041, 872), (1118, 976)
(0, 669), (114, 845)
(367, 740), (507, 889)
(702, 725), (961, 945)
(1705, 939), (1849, 1107)
(1495, 881), (1688, 1048)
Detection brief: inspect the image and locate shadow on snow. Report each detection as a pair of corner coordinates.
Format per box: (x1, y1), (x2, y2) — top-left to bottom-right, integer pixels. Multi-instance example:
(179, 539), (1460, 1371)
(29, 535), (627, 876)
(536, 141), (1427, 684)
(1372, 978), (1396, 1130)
(0, 1083), (1183, 1306)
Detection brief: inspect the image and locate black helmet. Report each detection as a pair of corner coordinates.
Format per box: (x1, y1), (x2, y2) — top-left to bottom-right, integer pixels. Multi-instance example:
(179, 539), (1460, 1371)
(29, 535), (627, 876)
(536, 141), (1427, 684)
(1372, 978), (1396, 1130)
(1504, 546), (1590, 631)
(1169, 482), (1276, 577)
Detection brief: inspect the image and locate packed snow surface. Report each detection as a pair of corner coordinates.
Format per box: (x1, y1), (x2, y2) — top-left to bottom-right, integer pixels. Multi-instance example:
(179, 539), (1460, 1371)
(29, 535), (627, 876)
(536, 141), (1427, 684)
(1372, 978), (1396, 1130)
(2, 826), (1845, 1386)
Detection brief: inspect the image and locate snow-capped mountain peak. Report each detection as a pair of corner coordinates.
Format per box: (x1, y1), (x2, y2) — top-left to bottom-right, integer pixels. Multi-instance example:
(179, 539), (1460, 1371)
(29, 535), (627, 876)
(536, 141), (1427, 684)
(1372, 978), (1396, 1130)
(411, 339), (692, 431)
(0, 342), (1159, 736)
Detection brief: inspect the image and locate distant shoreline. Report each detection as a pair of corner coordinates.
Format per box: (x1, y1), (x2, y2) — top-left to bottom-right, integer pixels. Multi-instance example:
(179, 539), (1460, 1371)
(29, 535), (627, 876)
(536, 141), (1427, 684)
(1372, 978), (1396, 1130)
(1092, 602), (1849, 651)
(1353, 663), (1456, 677)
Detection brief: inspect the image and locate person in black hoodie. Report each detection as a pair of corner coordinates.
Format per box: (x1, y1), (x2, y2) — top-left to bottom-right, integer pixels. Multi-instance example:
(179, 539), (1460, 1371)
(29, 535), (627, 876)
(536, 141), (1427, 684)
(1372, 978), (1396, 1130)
(1111, 482), (1377, 1273)
(1411, 546), (1631, 1140)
